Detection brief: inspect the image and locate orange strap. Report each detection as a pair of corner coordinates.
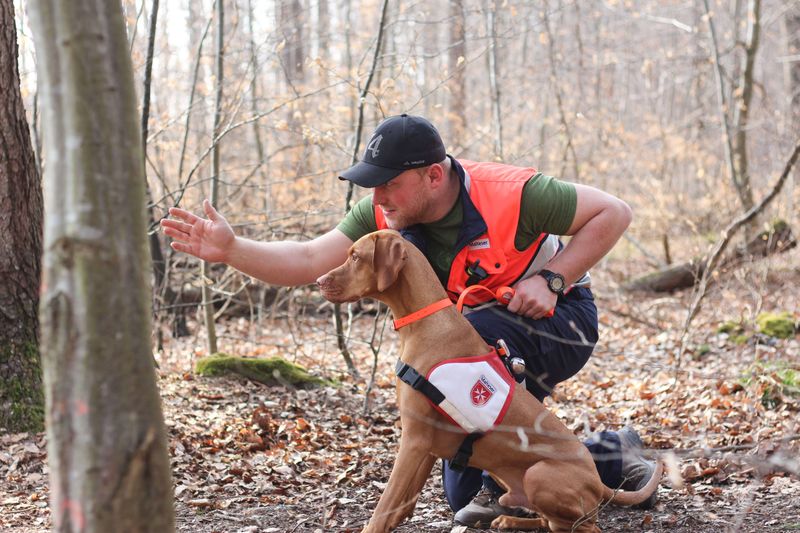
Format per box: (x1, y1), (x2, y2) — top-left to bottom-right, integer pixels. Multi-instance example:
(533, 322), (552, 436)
(393, 298), (454, 330)
(456, 284), (554, 318)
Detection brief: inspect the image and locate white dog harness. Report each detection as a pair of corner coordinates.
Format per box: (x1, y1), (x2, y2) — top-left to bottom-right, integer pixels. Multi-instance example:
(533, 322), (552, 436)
(426, 352), (515, 433)
(392, 296), (520, 471)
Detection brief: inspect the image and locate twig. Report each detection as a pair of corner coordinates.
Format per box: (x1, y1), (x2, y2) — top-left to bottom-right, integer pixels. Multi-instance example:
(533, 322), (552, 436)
(363, 304), (390, 415)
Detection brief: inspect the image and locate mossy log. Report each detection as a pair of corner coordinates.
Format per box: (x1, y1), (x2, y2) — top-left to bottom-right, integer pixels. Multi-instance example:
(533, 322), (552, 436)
(625, 221), (796, 292)
(196, 354), (333, 388)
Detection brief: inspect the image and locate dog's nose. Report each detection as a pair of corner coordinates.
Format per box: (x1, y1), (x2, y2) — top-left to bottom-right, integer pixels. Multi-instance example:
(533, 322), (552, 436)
(316, 274), (330, 288)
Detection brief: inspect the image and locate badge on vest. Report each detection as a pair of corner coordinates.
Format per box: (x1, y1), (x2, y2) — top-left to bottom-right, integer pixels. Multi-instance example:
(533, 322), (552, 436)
(468, 238), (491, 250)
(471, 375), (496, 406)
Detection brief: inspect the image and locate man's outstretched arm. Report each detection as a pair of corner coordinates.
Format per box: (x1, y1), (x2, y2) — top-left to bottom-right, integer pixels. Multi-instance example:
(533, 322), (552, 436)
(161, 199), (353, 286)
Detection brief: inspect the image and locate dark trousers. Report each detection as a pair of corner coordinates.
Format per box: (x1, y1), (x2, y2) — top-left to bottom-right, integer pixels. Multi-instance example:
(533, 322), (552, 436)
(441, 287), (623, 512)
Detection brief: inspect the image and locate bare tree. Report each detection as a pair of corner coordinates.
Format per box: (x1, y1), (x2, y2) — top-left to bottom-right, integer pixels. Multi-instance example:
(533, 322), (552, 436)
(0, 0), (44, 433)
(447, 0), (467, 142)
(786, 4), (800, 128)
(28, 0), (174, 529)
(703, 0), (761, 219)
(730, 0), (761, 213)
(247, 0), (270, 216)
(202, 0), (226, 355)
(278, 0), (305, 86)
(485, 1), (504, 158)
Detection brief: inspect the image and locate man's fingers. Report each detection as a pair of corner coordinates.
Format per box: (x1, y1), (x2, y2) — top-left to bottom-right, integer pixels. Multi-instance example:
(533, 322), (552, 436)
(203, 199), (222, 221)
(162, 225), (189, 243)
(169, 241), (192, 254)
(167, 206), (199, 224)
(160, 219), (192, 234)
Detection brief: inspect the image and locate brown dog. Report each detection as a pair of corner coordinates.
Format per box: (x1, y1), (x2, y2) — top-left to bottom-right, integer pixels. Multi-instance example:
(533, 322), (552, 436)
(317, 230), (661, 533)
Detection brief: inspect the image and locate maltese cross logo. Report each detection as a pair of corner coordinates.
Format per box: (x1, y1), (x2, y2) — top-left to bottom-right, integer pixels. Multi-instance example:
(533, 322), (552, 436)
(470, 379), (494, 406)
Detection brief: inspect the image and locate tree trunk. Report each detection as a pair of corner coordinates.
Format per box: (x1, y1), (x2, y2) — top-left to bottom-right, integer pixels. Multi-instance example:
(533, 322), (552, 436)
(247, 0), (270, 217)
(0, 0), (44, 434)
(786, 5), (800, 128)
(278, 0), (305, 85)
(28, 0), (174, 530)
(485, 1), (504, 159)
(731, 0), (761, 214)
(447, 0), (467, 143)
(202, 0), (225, 355)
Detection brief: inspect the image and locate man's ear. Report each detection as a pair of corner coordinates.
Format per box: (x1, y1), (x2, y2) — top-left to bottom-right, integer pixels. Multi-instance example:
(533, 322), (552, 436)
(373, 233), (407, 292)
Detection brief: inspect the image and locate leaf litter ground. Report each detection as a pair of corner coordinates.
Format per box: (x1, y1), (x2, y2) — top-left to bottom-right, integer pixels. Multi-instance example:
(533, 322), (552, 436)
(1, 254), (799, 532)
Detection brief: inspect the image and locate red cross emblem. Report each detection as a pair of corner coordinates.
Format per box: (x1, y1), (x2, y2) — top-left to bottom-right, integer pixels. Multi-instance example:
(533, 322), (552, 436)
(471, 380), (493, 406)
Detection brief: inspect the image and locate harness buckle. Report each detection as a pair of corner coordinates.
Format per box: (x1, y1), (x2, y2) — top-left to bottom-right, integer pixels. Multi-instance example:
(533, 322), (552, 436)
(396, 361), (425, 389)
(465, 259), (488, 286)
(495, 339), (527, 384)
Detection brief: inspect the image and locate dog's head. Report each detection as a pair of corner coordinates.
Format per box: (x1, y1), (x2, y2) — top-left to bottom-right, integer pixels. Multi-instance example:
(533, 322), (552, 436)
(317, 230), (409, 303)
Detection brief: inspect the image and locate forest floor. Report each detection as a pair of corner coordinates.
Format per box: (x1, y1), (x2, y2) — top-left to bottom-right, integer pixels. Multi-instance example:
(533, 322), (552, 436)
(1, 252), (799, 533)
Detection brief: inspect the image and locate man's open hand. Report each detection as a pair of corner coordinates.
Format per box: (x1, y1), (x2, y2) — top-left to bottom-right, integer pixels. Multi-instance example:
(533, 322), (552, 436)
(160, 199), (235, 263)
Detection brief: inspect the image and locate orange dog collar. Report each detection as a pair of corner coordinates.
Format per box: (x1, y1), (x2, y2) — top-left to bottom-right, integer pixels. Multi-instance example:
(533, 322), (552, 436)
(393, 298), (453, 330)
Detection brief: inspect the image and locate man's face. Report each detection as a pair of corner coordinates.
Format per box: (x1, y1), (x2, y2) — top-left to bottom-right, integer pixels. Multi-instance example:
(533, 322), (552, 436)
(372, 168), (432, 229)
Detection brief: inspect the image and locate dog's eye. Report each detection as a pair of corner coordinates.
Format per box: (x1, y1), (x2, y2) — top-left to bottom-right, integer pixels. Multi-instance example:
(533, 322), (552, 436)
(351, 253), (359, 262)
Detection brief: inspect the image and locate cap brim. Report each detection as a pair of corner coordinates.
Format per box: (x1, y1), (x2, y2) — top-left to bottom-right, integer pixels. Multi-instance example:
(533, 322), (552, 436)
(338, 161), (404, 188)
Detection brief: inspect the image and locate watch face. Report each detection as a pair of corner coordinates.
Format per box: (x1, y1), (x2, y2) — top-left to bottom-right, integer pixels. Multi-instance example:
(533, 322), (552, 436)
(549, 276), (565, 291)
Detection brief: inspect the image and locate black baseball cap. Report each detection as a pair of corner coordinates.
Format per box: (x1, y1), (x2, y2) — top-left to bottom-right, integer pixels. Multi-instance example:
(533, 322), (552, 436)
(339, 114), (446, 187)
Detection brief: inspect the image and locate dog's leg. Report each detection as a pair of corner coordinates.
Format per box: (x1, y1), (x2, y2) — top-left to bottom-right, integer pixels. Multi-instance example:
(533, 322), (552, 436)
(383, 452), (437, 530)
(361, 437), (435, 533)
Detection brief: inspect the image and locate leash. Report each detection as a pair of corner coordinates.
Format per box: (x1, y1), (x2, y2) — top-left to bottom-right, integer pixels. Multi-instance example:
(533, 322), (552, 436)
(392, 283), (557, 330)
(392, 298), (453, 330)
(456, 284), (555, 318)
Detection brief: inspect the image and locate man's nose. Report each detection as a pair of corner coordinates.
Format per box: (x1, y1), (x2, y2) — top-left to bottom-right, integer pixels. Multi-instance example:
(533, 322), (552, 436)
(372, 186), (386, 205)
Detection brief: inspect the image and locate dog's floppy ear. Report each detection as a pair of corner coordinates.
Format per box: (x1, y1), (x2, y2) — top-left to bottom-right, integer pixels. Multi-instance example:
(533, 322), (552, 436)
(373, 233), (407, 292)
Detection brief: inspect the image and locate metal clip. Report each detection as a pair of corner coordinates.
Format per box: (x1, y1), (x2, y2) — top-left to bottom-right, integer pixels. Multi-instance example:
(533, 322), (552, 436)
(509, 357), (526, 376)
(495, 338), (510, 357)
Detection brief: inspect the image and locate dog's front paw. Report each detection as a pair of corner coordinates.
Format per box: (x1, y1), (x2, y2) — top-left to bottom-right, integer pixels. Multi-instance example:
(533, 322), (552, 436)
(490, 515), (547, 531)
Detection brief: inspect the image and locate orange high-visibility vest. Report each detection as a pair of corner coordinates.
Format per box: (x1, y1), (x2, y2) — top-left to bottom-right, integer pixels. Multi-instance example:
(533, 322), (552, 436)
(375, 158), (564, 307)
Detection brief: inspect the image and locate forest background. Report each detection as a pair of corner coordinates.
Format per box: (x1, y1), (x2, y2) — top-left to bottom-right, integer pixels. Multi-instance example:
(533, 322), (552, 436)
(2, 0), (800, 531)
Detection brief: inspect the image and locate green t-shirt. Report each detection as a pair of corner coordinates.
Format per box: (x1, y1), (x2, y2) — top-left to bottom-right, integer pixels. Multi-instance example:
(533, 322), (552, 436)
(336, 172), (576, 280)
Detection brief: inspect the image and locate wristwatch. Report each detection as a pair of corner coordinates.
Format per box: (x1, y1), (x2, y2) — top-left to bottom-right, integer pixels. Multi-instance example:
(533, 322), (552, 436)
(537, 269), (566, 295)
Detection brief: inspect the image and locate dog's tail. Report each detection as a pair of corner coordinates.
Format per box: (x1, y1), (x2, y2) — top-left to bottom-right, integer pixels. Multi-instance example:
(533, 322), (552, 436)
(603, 459), (663, 507)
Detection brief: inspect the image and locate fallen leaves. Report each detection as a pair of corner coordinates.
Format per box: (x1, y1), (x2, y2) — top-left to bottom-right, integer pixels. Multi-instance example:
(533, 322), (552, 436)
(1, 260), (799, 532)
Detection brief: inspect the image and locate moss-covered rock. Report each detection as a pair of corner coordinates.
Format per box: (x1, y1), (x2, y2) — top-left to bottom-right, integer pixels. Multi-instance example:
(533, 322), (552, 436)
(195, 354), (333, 388)
(756, 312), (797, 339)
